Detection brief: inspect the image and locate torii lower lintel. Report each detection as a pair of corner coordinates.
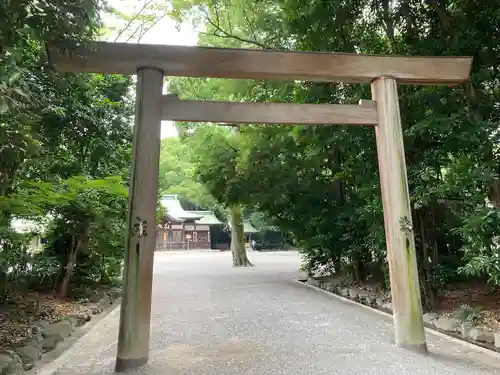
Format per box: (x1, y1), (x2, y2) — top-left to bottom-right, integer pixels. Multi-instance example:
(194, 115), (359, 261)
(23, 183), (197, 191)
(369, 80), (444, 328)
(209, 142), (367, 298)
(161, 94), (378, 126)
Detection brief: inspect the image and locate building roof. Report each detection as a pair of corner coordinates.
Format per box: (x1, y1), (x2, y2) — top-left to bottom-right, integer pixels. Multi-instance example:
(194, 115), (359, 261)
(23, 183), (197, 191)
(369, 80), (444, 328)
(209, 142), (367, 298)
(188, 211), (223, 225)
(160, 195), (203, 221)
(228, 220), (259, 233)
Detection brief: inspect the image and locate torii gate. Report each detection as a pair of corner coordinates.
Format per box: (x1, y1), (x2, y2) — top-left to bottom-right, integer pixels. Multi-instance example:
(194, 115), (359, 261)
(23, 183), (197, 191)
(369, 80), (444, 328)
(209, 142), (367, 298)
(49, 42), (472, 372)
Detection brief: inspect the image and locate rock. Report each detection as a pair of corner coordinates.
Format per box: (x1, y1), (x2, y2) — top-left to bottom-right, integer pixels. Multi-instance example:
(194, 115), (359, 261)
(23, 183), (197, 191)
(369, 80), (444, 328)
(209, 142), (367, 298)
(423, 312), (439, 326)
(63, 316), (78, 330)
(43, 320), (73, 342)
(494, 332), (500, 348)
(382, 302), (393, 312)
(31, 325), (44, 345)
(460, 321), (473, 338)
(348, 288), (359, 300)
(365, 296), (375, 306)
(0, 350), (23, 375)
(324, 282), (338, 293)
(108, 287), (123, 300)
(435, 317), (460, 332)
(68, 312), (91, 327)
(89, 293), (101, 303)
(339, 287), (350, 297)
(88, 304), (102, 315)
(306, 277), (321, 287)
(15, 342), (42, 370)
(375, 298), (385, 308)
(358, 290), (370, 302)
(468, 327), (494, 343)
(42, 335), (62, 352)
(104, 294), (114, 304)
(297, 271), (308, 282)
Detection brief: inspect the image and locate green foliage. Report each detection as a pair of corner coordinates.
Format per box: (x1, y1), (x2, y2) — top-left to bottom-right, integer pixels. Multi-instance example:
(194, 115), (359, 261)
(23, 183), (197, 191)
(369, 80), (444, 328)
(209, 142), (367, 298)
(158, 137), (218, 210)
(454, 304), (483, 323)
(1, 1), (133, 300)
(168, 0), (500, 301)
(0, 0), (100, 50)
(457, 207), (500, 285)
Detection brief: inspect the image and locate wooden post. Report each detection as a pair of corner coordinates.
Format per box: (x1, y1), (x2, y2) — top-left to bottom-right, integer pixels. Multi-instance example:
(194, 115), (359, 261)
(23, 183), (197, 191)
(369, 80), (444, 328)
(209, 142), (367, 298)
(371, 76), (427, 352)
(116, 67), (164, 372)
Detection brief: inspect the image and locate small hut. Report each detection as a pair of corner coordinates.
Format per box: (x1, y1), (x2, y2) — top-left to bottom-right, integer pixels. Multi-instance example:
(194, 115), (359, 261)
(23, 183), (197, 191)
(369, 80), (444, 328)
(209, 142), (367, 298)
(156, 195), (222, 250)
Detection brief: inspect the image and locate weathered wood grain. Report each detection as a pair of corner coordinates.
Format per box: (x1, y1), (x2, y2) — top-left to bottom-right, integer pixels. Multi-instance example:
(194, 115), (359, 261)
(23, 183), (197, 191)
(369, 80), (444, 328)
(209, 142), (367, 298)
(162, 95), (378, 125)
(371, 76), (427, 352)
(49, 41), (472, 85)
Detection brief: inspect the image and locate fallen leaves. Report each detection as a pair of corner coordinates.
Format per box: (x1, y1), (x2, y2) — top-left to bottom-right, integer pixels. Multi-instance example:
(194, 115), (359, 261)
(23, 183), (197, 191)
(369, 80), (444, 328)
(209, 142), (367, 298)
(0, 291), (85, 349)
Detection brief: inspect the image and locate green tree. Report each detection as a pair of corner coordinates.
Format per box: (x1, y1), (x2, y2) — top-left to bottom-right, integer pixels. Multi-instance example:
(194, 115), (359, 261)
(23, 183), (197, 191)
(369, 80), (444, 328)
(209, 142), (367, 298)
(1, 1), (135, 301)
(168, 0), (500, 307)
(187, 126), (254, 266)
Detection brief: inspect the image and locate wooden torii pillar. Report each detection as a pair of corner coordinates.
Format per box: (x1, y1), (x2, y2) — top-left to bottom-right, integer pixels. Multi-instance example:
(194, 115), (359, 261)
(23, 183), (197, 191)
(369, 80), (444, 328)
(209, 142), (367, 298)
(49, 42), (472, 371)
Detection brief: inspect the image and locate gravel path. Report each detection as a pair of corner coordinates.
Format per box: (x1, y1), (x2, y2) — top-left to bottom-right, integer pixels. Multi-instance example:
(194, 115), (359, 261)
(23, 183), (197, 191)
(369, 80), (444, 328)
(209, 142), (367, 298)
(41, 251), (500, 375)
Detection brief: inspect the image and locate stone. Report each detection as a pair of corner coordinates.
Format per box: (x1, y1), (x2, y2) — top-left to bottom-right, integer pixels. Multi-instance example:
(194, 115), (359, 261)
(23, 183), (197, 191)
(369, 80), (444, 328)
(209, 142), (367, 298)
(357, 290), (370, 302)
(0, 350), (23, 375)
(297, 271), (308, 282)
(435, 317), (460, 332)
(422, 312), (439, 326)
(365, 296), (375, 306)
(68, 312), (91, 327)
(88, 304), (102, 315)
(43, 320), (73, 342)
(339, 287), (350, 297)
(324, 282), (338, 293)
(494, 332), (500, 348)
(348, 288), (359, 300)
(63, 316), (78, 330)
(108, 288), (123, 302)
(382, 302), (393, 312)
(375, 298), (385, 308)
(468, 327), (494, 343)
(306, 277), (321, 287)
(98, 298), (110, 310)
(42, 335), (62, 352)
(31, 325), (44, 345)
(15, 342), (42, 370)
(460, 321), (473, 338)
(89, 294), (101, 303)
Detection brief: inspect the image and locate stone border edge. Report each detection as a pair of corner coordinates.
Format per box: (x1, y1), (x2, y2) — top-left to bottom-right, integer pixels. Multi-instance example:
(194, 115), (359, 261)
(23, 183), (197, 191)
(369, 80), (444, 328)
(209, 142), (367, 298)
(293, 279), (500, 360)
(28, 297), (122, 375)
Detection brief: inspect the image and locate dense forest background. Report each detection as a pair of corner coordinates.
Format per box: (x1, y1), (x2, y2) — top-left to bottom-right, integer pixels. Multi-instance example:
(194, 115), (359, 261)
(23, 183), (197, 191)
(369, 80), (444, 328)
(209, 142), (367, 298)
(1, 0), (499, 330)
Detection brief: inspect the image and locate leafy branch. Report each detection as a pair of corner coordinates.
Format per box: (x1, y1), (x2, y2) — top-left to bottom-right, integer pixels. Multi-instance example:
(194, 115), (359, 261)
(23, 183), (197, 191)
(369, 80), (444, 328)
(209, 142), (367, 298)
(200, 4), (270, 49)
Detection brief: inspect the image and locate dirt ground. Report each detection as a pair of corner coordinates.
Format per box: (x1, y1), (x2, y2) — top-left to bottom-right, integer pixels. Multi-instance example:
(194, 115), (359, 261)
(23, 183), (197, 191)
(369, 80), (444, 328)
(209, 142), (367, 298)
(1, 290), (95, 349)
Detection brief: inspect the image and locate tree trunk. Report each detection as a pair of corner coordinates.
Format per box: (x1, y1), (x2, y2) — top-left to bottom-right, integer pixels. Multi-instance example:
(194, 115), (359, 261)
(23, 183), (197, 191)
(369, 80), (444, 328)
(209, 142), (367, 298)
(352, 254), (364, 285)
(58, 228), (89, 298)
(488, 178), (500, 208)
(230, 205), (254, 267)
(417, 211), (437, 311)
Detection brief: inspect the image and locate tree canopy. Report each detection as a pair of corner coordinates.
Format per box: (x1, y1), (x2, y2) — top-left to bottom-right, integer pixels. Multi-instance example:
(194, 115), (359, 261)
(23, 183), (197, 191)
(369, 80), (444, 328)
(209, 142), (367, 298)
(1, 1), (133, 301)
(2, 0), (500, 311)
(158, 0), (500, 307)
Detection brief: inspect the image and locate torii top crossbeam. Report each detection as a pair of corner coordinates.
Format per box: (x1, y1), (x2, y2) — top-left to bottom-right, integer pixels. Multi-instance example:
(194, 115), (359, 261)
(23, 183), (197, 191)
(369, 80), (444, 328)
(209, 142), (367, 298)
(49, 41), (472, 85)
